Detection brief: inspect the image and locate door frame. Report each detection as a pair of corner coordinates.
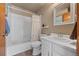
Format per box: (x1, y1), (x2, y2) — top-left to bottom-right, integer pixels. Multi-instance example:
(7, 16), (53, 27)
(0, 3), (6, 56)
(77, 3), (79, 56)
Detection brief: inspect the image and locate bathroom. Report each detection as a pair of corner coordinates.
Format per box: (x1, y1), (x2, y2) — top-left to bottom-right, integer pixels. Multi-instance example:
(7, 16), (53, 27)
(0, 3), (77, 56)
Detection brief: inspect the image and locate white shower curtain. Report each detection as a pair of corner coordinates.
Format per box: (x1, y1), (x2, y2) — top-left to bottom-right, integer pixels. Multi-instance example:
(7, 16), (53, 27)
(6, 5), (32, 55)
(31, 14), (41, 41)
(6, 11), (32, 46)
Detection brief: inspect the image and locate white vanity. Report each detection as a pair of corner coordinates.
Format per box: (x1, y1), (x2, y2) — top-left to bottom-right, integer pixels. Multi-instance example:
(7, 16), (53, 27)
(41, 34), (76, 56)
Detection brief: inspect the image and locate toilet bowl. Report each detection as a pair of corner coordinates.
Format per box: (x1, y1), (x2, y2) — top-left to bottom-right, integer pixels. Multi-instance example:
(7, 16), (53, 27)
(31, 41), (41, 56)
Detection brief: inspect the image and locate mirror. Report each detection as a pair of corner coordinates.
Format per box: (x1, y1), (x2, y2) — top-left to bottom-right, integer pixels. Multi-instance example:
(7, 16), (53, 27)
(54, 3), (76, 25)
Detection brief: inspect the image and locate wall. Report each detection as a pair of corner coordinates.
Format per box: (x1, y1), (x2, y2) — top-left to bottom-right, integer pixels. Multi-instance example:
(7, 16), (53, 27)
(38, 4), (75, 35)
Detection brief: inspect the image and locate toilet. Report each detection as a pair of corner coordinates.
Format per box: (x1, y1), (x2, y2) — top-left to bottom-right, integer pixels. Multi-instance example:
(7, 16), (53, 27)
(31, 41), (41, 56)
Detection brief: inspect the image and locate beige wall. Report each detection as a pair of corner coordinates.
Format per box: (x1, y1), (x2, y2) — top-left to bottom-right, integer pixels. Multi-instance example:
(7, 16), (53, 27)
(38, 4), (75, 35)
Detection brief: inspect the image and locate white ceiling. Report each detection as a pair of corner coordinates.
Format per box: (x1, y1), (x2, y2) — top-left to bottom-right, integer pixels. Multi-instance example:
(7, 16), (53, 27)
(12, 3), (51, 13)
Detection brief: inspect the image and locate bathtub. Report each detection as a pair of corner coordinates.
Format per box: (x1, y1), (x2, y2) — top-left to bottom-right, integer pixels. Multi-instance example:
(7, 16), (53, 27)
(6, 42), (32, 56)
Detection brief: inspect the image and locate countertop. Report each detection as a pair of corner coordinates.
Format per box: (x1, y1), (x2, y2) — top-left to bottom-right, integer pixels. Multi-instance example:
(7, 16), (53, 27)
(41, 36), (76, 50)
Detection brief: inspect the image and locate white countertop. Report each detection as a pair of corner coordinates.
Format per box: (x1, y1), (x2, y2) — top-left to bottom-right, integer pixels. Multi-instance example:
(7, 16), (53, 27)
(41, 36), (76, 50)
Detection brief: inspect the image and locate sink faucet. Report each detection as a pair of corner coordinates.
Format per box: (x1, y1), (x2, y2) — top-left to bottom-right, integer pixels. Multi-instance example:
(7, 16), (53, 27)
(58, 33), (63, 39)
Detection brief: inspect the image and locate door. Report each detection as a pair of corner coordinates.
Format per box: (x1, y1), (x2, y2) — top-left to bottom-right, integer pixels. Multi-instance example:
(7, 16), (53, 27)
(0, 3), (6, 56)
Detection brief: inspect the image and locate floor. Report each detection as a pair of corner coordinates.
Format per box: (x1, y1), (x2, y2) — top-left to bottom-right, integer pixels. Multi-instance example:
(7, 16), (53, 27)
(15, 49), (41, 56)
(15, 49), (32, 56)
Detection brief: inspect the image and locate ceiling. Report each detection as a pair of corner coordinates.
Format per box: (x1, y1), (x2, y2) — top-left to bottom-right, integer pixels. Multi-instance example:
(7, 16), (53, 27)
(12, 3), (51, 13)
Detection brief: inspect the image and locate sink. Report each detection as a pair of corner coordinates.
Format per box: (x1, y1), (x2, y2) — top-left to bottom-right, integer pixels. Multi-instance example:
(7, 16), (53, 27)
(54, 38), (73, 43)
(54, 37), (76, 46)
(59, 38), (71, 42)
(62, 38), (77, 46)
(44, 35), (77, 46)
(47, 34), (72, 43)
(70, 42), (76, 46)
(41, 35), (76, 50)
(69, 40), (77, 46)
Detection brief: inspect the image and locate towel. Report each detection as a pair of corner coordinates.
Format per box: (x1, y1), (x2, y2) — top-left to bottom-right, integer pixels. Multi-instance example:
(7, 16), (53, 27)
(5, 19), (10, 35)
(5, 5), (10, 36)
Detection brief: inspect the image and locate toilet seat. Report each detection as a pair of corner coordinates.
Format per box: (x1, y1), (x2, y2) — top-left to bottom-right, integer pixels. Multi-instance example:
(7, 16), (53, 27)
(31, 41), (41, 47)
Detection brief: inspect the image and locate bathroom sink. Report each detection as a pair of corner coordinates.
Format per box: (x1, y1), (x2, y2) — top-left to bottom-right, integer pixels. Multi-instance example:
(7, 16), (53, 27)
(62, 38), (77, 46)
(47, 34), (72, 43)
(61, 38), (76, 44)
(54, 37), (76, 45)
(59, 38), (71, 42)
(42, 35), (77, 47)
(54, 38), (73, 43)
(47, 36), (72, 43)
(69, 40), (76, 46)
(41, 35), (76, 50)
(70, 42), (76, 46)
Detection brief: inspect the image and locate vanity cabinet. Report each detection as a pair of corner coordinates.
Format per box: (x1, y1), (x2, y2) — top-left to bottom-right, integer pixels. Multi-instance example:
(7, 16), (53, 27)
(41, 38), (76, 56)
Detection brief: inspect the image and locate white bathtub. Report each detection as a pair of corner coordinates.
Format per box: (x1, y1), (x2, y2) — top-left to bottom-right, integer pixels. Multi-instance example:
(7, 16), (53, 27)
(6, 42), (32, 56)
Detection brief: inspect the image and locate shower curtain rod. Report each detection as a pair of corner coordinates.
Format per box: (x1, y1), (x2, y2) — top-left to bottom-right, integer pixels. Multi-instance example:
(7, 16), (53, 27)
(6, 4), (35, 15)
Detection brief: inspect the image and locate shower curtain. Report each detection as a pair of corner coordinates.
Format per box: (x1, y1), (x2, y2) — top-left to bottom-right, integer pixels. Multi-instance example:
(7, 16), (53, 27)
(6, 5), (41, 55)
(6, 5), (32, 55)
(7, 5), (32, 46)
(6, 11), (32, 46)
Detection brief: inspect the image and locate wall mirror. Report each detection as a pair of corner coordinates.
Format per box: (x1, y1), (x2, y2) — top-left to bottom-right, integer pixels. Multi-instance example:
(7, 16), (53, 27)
(53, 3), (76, 25)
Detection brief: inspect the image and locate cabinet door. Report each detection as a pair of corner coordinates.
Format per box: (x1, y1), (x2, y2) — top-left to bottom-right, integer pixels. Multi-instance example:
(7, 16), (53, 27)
(53, 43), (61, 56)
(41, 39), (50, 56)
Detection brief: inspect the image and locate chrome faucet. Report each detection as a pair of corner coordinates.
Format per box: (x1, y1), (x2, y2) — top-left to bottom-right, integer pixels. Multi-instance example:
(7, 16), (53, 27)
(58, 33), (64, 39)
